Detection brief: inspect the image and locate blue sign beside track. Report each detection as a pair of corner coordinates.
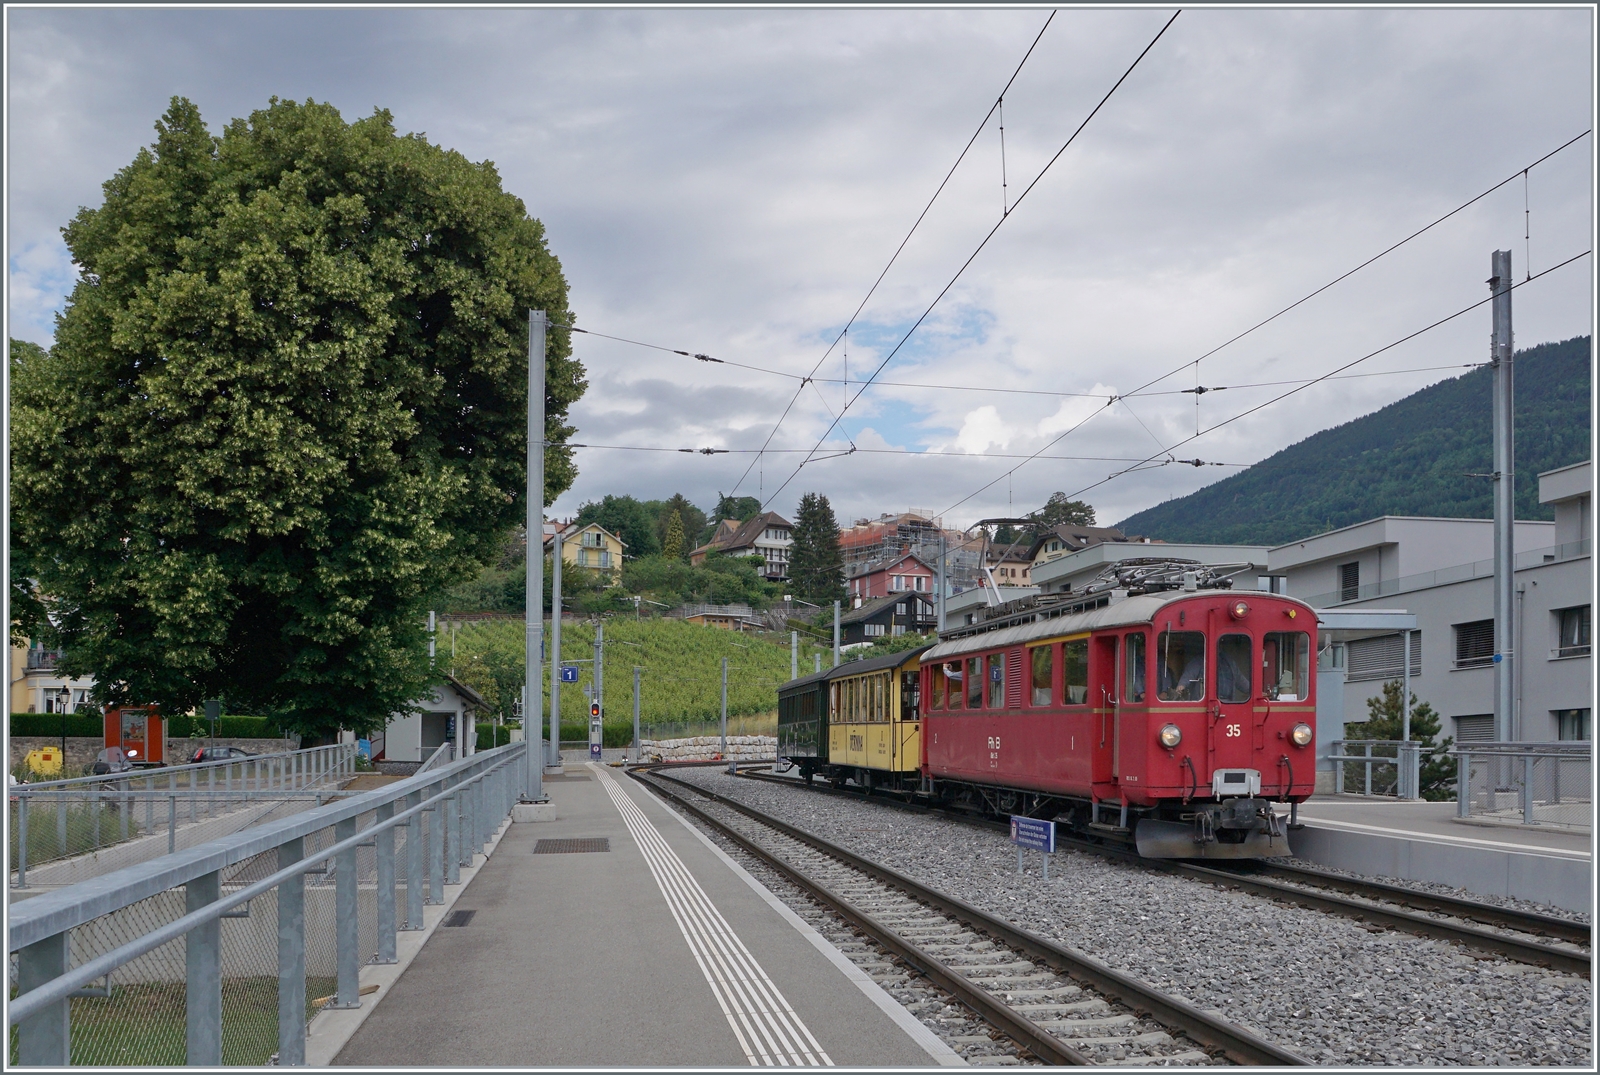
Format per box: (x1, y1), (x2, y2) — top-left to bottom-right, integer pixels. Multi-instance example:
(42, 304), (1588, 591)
(1009, 816), (1055, 853)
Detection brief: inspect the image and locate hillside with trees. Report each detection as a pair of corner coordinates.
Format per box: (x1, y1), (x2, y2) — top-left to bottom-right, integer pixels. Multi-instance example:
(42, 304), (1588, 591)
(1116, 336), (1590, 546)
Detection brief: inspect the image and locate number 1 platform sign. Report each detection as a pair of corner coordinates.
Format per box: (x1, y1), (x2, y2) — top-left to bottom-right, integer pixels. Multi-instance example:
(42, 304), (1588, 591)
(1010, 816), (1056, 880)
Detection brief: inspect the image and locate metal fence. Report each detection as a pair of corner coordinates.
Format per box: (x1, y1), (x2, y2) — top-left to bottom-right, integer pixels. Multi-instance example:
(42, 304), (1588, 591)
(10, 744), (357, 889)
(1453, 742), (1592, 830)
(1330, 739), (1422, 799)
(8, 741), (526, 1066)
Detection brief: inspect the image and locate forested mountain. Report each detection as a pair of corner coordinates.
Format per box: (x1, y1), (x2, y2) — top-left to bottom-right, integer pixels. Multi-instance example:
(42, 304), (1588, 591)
(1116, 336), (1590, 546)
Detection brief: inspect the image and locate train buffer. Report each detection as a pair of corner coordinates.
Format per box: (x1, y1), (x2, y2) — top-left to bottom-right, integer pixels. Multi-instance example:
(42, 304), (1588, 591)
(333, 761), (961, 1067)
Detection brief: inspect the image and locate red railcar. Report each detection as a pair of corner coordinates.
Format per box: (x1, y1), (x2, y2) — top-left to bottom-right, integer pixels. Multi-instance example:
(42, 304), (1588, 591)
(920, 580), (1315, 858)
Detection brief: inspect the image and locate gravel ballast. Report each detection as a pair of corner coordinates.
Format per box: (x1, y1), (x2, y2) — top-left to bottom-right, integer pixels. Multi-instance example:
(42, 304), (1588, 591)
(658, 768), (1592, 1067)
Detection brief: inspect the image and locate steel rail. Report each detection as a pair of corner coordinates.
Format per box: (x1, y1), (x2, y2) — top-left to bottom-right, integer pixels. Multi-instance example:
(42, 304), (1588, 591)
(633, 763), (1307, 1067)
(737, 767), (1592, 976)
(1233, 861), (1591, 947)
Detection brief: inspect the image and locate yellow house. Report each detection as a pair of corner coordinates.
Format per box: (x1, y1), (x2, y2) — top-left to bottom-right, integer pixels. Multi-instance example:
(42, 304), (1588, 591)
(9, 641), (96, 714)
(549, 522), (626, 580)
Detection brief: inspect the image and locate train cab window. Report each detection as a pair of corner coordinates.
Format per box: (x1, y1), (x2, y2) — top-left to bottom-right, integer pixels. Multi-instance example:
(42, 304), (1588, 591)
(902, 671), (920, 720)
(1030, 645), (1054, 706)
(967, 657), (983, 709)
(989, 654), (1006, 708)
(1263, 631), (1311, 701)
(946, 661), (965, 709)
(931, 663), (947, 710)
(1062, 639), (1089, 705)
(1216, 634), (1252, 704)
(1125, 633), (1147, 703)
(1156, 631), (1206, 701)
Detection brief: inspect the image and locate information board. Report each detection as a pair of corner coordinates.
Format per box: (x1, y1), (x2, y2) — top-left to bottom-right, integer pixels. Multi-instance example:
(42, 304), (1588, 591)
(1009, 816), (1055, 853)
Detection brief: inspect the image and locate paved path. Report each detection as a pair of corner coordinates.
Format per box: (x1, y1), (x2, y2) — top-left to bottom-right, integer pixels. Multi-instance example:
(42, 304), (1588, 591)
(334, 765), (955, 1067)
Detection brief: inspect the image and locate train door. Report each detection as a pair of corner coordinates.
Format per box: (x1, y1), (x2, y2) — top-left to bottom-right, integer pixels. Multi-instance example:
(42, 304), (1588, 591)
(1091, 635), (1118, 794)
(1213, 625), (1256, 777)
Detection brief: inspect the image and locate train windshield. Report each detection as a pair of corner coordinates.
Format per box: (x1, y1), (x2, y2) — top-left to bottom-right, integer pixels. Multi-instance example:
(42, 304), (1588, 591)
(1156, 631), (1206, 701)
(1263, 632), (1311, 701)
(1217, 635), (1252, 703)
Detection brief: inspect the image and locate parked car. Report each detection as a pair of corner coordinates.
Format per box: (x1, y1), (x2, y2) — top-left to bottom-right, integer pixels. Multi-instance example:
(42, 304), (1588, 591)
(86, 747), (134, 776)
(190, 746), (257, 764)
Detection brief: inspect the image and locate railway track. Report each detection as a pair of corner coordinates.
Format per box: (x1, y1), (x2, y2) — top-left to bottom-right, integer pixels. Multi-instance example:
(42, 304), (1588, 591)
(631, 763), (1308, 1067)
(735, 766), (1592, 978)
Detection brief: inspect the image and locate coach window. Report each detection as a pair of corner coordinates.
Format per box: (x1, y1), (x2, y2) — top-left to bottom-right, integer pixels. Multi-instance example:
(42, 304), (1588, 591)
(1125, 633), (1147, 703)
(946, 661), (964, 709)
(967, 657), (984, 709)
(1263, 631), (1310, 701)
(1030, 645), (1054, 706)
(1156, 631), (1206, 701)
(931, 663), (947, 710)
(989, 653), (1006, 708)
(1063, 639), (1089, 704)
(1216, 634), (1252, 704)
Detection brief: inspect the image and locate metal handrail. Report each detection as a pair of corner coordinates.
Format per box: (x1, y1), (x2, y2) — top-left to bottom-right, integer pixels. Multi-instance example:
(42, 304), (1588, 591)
(1447, 741), (1591, 758)
(415, 741), (455, 774)
(11, 741), (348, 793)
(1304, 538), (1591, 607)
(7, 745), (523, 1026)
(1328, 739), (1422, 799)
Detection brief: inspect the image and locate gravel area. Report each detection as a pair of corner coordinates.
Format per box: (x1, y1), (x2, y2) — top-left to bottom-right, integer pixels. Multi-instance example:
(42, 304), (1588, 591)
(1275, 857), (1591, 925)
(666, 769), (1593, 1067)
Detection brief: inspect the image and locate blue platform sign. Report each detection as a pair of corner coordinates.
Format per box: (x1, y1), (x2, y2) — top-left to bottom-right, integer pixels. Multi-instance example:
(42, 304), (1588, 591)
(1010, 816), (1055, 853)
(560, 665), (580, 683)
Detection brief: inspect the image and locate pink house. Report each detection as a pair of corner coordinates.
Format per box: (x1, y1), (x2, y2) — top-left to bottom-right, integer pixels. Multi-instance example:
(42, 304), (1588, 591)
(845, 553), (935, 602)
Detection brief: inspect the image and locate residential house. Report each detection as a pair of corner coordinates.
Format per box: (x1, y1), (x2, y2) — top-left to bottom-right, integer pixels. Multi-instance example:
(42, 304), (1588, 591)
(985, 540), (1034, 586)
(8, 642), (95, 715)
(689, 512), (794, 580)
(1271, 465), (1591, 746)
(838, 593), (938, 645)
(547, 521), (627, 578)
(845, 553), (934, 601)
(1029, 524), (1139, 569)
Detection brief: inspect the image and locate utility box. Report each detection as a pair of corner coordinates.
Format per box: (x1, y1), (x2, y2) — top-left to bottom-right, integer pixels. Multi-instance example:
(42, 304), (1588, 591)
(104, 705), (165, 766)
(24, 747), (63, 778)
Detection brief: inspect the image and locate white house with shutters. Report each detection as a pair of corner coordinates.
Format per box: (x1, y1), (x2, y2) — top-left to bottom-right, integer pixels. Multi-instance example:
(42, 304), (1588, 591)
(1271, 461), (1592, 747)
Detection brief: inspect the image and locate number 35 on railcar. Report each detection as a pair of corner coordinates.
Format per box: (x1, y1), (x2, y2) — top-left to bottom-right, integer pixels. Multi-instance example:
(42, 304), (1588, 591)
(920, 580), (1316, 858)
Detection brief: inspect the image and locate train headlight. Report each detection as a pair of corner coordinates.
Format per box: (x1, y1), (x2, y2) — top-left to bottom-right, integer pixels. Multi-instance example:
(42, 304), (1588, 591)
(1291, 723), (1313, 747)
(1158, 724), (1182, 749)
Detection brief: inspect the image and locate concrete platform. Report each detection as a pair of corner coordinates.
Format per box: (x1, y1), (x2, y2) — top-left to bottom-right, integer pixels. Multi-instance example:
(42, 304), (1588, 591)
(333, 763), (960, 1067)
(1287, 795), (1592, 914)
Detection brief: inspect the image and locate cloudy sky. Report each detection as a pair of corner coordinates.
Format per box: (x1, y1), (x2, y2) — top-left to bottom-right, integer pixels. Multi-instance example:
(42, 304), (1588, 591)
(7, 5), (1594, 533)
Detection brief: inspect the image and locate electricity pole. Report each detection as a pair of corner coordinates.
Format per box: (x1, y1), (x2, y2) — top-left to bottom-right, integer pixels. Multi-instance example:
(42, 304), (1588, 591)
(1490, 250), (1515, 744)
(719, 656), (728, 761)
(632, 666), (642, 763)
(524, 311), (546, 802)
(548, 528), (565, 775)
(791, 631), (799, 680)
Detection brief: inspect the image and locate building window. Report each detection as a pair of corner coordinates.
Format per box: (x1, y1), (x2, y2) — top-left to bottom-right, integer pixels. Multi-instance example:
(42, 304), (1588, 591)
(896, 603), (907, 616)
(1454, 620), (1495, 668)
(1454, 714), (1495, 743)
(914, 576), (926, 592)
(1347, 633), (1421, 681)
(1556, 708), (1591, 741)
(1338, 562), (1360, 602)
(864, 623), (886, 637)
(599, 551), (612, 569)
(1556, 606), (1590, 658)
(891, 624), (906, 636)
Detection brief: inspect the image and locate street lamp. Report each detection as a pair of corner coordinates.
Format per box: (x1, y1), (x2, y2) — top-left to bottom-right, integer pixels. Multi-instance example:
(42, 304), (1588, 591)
(57, 686), (72, 762)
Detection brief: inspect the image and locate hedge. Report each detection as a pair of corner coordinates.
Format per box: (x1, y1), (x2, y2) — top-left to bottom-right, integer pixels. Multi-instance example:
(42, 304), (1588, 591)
(6, 713), (283, 739)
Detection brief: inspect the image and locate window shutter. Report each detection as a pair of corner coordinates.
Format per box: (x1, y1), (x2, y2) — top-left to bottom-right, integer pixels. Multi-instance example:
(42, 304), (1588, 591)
(1339, 562), (1360, 601)
(1454, 620), (1495, 667)
(1345, 634), (1422, 682)
(1007, 648), (1025, 709)
(1454, 714), (1494, 743)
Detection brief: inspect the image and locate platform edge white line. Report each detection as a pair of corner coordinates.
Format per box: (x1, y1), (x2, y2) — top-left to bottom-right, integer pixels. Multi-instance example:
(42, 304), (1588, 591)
(628, 768), (968, 1067)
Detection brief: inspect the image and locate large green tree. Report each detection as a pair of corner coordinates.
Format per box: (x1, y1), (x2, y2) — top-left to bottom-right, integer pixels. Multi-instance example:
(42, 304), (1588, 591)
(9, 97), (585, 737)
(1026, 492), (1097, 538)
(789, 492), (844, 606)
(575, 494), (661, 558)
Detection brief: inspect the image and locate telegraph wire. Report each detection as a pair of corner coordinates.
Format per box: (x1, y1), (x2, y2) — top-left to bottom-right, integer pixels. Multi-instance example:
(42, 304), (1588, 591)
(1053, 249), (1592, 507)
(933, 130), (1591, 518)
(560, 442), (1248, 466)
(726, 10), (1060, 498)
(762, 10), (1183, 510)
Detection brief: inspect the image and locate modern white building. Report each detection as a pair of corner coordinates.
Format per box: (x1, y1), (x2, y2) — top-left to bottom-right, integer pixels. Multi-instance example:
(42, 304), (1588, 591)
(1030, 540), (1275, 597)
(1270, 462), (1592, 748)
(378, 675), (488, 762)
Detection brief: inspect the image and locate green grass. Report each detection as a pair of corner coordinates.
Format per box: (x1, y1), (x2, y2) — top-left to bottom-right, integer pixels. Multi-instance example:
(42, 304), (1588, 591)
(9, 801), (144, 871)
(10, 976), (338, 1066)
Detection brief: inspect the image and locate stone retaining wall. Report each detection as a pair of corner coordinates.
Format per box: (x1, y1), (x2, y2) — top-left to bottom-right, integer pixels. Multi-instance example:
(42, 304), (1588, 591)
(9, 736), (299, 776)
(639, 735), (776, 763)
